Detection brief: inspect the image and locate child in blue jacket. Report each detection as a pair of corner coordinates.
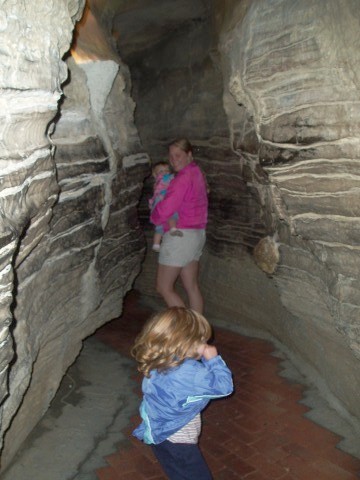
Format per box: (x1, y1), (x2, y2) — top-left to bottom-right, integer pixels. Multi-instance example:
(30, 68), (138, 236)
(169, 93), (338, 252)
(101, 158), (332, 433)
(132, 307), (233, 480)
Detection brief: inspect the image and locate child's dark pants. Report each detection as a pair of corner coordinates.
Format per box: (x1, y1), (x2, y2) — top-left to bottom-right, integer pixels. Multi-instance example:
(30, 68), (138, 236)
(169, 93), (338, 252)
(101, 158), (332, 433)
(151, 440), (212, 480)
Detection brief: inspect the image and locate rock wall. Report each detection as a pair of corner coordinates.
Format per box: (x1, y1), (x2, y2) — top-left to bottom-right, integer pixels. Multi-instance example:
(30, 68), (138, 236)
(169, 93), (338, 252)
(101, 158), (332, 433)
(217, 0), (360, 425)
(131, 8), (266, 254)
(1, 0), (358, 467)
(0, 1), (148, 468)
(133, 0), (360, 433)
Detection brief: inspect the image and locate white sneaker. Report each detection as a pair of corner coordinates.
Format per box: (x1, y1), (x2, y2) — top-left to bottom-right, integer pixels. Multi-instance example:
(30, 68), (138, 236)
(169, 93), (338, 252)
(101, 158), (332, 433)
(152, 244), (161, 252)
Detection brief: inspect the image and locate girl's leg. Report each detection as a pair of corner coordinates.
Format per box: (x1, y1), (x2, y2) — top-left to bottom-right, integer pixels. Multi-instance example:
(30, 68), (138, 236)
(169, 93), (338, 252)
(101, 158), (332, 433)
(168, 217), (177, 230)
(156, 264), (185, 307)
(168, 215), (183, 237)
(179, 260), (203, 313)
(153, 232), (162, 245)
(151, 441), (212, 480)
(153, 232), (162, 251)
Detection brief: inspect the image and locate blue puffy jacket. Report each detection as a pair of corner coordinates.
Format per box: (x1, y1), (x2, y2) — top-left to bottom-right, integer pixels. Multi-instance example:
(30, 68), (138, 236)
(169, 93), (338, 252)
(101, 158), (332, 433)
(133, 355), (233, 444)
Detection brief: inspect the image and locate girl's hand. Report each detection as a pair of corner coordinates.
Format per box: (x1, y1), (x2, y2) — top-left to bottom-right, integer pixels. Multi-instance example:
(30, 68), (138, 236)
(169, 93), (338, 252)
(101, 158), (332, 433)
(199, 344), (218, 360)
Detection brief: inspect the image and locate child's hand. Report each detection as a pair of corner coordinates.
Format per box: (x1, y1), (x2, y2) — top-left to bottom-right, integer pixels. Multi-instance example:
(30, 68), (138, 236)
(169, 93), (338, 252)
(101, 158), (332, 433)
(200, 344), (218, 360)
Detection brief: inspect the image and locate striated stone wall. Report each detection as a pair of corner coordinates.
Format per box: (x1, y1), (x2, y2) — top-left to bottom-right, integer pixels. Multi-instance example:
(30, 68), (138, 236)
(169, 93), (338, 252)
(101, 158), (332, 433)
(1, 0), (359, 466)
(217, 0), (360, 425)
(0, 0), (85, 464)
(130, 7), (266, 256)
(0, 1), (148, 468)
(133, 0), (359, 433)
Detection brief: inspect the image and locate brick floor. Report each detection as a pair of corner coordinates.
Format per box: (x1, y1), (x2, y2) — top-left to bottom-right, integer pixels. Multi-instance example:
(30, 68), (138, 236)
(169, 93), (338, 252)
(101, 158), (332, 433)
(94, 291), (360, 479)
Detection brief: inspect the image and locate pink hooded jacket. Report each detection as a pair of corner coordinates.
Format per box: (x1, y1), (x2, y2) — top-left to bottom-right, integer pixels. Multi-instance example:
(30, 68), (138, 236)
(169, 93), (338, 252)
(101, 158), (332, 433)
(150, 162), (208, 231)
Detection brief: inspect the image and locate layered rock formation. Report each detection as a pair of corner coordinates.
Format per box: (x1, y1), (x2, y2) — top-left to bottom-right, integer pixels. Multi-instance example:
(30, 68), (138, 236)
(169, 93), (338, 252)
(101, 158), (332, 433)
(218, 0), (360, 423)
(0, 1), (85, 464)
(0, 1), (148, 468)
(0, 0), (359, 468)
(129, 0), (359, 433)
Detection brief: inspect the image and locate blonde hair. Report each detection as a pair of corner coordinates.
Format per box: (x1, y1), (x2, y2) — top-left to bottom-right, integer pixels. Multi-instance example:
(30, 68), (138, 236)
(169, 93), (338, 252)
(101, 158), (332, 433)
(131, 307), (212, 377)
(169, 138), (193, 154)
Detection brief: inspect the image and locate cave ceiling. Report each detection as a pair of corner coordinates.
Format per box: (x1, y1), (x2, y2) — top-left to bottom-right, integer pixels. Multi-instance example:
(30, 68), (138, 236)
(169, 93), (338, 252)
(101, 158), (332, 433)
(87, 0), (212, 62)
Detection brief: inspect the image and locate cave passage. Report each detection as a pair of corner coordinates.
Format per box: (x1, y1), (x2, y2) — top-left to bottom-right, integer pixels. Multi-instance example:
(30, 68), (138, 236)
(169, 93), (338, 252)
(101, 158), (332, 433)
(0, 0), (359, 473)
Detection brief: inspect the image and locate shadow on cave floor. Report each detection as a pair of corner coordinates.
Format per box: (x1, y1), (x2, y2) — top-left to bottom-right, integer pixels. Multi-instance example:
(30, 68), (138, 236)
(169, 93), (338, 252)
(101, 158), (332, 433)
(3, 290), (360, 480)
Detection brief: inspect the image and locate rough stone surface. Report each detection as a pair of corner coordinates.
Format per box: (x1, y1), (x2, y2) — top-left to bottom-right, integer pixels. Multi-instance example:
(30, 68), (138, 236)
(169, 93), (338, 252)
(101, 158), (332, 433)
(131, 0), (360, 435)
(1, 0), (360, 468)
(217, 0), (360, 426)
(0, 1), (148, 469)
(129, 2), (266, 256)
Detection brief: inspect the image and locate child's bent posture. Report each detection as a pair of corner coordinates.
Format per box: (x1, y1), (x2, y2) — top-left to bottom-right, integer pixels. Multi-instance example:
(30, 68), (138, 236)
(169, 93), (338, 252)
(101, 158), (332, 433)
(149, 162), (182, 252)
(132, 307), (233, 480)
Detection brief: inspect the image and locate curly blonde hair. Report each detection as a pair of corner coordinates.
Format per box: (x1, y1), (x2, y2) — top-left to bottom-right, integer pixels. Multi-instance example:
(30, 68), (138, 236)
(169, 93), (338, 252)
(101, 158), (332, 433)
(131, 307), (212, 377)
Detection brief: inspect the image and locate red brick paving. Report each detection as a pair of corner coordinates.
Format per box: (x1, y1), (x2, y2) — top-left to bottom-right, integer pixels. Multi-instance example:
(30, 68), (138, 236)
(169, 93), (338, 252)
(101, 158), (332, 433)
(94, 291), (360, 479)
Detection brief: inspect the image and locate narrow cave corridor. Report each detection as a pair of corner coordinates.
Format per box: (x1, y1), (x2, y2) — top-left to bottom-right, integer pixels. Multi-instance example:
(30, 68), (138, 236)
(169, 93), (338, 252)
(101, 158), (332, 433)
(0, 0), (359, 477)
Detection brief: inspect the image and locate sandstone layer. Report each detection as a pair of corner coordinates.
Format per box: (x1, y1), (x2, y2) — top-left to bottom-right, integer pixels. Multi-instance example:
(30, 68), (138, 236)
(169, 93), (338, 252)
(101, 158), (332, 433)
(0, 1), (148, 468)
